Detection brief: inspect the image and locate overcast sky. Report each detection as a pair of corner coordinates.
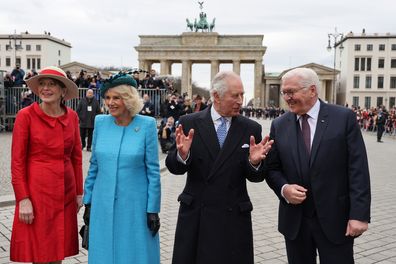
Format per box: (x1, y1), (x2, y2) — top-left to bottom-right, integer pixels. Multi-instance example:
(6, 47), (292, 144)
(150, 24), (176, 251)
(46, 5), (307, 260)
(2, 0), (395, 100)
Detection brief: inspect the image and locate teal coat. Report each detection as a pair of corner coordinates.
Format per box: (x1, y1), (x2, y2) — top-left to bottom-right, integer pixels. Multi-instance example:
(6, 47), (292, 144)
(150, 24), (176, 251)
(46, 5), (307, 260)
(83, 114), (161, 264)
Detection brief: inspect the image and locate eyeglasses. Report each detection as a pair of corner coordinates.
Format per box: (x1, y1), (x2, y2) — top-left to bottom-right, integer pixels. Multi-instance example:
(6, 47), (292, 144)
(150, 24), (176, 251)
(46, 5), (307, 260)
(280, 87), (307, 98)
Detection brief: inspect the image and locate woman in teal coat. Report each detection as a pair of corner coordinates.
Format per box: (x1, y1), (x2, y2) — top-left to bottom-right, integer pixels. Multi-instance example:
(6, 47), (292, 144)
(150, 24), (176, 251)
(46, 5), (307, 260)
(83, 73), (161, 264)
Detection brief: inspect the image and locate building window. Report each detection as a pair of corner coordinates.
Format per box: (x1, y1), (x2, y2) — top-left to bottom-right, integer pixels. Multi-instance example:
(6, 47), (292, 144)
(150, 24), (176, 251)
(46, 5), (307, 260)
(360, 58), (366, 71)
(367, 58), (372, 71)
(36, 45), (41, 51)
(32, 58), (36, 70)
(379, 44), (385, 51)
(26, 44), (31, 51)
(378, 76), (384, 89)
(58, 50), (61, 56)
(354, 58), (359, 71)
(6, 57), (11, 66)
(37, 58), (41, 70)
(364, 97), (371, 109)
(58, 60), (61, 66)
(352, 96), (359, 108)
(365, 76), (372, 88)
(391, 59), (396, 68)
(377, 97), (383, 107)
(378, 58), (385, 69)
(353, 76), (360, 88)
(391, 77), (396, 89)
(27, 58), (31, 69)
(390, 97), (396, 108)
(392, 44), (396, 51)
(354, 44), (361, 51)
(16, 57), (21, 66)
(367, 44), (373, 51)
(6, 44), (12, 51)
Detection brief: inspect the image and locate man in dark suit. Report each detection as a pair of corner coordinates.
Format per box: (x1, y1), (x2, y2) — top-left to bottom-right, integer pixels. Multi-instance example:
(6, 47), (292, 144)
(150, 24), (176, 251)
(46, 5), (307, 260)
(266, 67), (371, 264)
(166, 71), (273, 264)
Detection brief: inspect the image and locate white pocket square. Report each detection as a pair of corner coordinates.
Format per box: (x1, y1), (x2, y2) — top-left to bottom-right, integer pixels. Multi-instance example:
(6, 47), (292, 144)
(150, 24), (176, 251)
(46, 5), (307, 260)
(241, 144), (249, 149)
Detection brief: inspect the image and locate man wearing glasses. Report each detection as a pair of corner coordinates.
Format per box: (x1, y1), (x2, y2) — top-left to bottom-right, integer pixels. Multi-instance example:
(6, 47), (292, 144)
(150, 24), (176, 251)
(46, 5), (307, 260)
(266, 67), (371, 264)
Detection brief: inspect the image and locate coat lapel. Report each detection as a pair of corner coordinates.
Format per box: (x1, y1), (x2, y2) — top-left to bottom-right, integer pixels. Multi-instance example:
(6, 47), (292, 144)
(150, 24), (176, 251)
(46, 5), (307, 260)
(208, 115), (246, 180)
(310, 101), (329, 167)
(194, 107), (220, 161)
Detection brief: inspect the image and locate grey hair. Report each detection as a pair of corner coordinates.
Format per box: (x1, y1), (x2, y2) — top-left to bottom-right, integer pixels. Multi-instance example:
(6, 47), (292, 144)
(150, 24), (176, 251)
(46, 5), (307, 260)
(107, 84), (143, 117)
(210, 71), (240, 101)
(282, 68), (320, 91)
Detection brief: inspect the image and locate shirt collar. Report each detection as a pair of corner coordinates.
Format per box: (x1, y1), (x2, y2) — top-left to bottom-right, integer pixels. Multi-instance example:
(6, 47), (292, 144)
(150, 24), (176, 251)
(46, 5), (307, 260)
(211, 105), (232, 123)
(296, 99), (320, 121)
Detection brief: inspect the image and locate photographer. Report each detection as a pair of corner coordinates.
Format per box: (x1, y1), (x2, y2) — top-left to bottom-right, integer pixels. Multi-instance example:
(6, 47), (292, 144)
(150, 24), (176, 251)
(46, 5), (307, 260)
(75, 69), (88, 88)
(166, 93), (181, 121)
(158, 116), (176, 154)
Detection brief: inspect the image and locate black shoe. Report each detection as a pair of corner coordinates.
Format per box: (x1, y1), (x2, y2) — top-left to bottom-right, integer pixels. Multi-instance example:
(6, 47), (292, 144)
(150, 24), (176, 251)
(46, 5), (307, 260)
(377, 140), (383, 143)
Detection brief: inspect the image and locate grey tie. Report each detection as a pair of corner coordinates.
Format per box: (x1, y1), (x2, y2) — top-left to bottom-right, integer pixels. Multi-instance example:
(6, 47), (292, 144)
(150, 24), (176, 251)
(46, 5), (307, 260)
(301, 114), (311, 154)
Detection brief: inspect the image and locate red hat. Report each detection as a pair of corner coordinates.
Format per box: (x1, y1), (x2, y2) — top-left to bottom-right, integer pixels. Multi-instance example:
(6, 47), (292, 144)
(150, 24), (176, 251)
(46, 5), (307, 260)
(26, 66), (78, 101)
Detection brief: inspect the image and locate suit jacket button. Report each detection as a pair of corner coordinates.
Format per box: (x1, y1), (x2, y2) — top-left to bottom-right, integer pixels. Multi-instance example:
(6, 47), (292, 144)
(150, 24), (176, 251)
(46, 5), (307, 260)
(227, 207), (233, 212)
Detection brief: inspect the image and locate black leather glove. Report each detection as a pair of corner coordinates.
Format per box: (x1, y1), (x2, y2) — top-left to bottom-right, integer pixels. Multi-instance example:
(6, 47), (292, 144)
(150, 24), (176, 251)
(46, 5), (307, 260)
(83, 204), (91, 225)
(147, 213), (160, 237)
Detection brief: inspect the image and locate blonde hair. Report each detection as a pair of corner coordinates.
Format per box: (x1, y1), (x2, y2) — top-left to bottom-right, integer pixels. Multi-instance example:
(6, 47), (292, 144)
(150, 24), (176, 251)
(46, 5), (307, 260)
(107, 84), (143, 117)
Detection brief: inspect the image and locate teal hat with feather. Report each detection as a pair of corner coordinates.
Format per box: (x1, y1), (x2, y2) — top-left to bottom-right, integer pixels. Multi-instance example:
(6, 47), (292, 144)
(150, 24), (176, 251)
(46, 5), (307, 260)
(101, 72), (137, 98)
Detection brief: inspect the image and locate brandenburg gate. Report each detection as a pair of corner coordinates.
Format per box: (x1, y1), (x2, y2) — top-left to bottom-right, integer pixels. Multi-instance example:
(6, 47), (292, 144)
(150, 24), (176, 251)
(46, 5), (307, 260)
(135, 32), (266, 105)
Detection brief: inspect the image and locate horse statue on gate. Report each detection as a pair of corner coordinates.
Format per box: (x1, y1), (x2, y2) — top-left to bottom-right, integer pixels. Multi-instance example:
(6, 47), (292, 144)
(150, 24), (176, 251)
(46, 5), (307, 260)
(194, 12), (209, 32)
(186, 18), (194, 31)
(209, 17), (216, 32)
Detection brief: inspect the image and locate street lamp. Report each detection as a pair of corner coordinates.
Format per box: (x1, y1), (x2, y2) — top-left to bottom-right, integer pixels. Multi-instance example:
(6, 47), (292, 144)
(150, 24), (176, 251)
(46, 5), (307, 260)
(327, 27), (343, 104)
(8, 30), (23, 68)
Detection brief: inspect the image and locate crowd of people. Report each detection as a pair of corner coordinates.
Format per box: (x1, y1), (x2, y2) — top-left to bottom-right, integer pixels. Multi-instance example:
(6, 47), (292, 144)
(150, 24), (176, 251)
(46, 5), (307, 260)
(6, 65), (381, 263)
(353, 106), (396, 141)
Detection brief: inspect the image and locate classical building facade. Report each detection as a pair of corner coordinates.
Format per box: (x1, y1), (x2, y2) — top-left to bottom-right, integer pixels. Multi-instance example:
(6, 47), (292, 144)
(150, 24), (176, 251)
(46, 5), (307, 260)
(0, 32), (71, 72)
(263, 63), (339, 108)
(336, 31), (396, 109)
(60, 61), (112, 79)
(135, 32), (266, 104)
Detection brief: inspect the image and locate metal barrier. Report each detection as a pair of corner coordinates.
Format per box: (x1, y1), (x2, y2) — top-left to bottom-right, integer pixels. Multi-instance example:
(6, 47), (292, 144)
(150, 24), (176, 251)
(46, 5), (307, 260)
(0, 87), (167, 131)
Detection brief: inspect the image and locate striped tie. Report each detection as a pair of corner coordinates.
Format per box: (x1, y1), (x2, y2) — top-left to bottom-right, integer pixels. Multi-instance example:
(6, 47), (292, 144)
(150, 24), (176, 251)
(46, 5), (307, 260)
(217, 117), (227, 148)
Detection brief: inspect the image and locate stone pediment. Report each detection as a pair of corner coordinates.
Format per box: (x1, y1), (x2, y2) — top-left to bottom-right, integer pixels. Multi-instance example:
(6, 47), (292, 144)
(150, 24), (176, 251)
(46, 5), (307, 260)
(278, 63), (339, 79)
(60, 61), (112, 78)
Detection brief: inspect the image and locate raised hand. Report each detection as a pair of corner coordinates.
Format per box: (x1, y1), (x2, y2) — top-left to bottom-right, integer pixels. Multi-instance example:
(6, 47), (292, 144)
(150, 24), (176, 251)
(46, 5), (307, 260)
(175, 124), (194, 160)
(248, 135), (274, 165)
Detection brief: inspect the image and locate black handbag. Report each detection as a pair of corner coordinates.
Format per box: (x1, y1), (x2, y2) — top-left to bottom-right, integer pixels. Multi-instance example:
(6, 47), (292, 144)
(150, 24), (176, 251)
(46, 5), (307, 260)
(79, 225), (89, 250)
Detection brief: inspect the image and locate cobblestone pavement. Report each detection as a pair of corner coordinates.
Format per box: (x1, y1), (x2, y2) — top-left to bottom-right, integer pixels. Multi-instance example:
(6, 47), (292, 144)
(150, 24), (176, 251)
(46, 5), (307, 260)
(1, 118), (396, 263)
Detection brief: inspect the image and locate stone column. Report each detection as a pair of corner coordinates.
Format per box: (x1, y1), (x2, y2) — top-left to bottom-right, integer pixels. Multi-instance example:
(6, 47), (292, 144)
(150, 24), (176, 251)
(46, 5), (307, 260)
(210, 60), (220, 83)
(254, 60), (263, 107)
(319, 80), (326, 99)
(139, 60), (147, 72)
(160, 60), (170, 75)
(146, 61), (153, 72)
(265, 83), (270, 107)
(182, 60), (192, 96)
(233, 60), (241, 75)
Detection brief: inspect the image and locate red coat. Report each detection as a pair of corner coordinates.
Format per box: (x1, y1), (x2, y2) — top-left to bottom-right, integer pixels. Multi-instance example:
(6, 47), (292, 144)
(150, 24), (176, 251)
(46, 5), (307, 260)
(10, 102), (83, 262)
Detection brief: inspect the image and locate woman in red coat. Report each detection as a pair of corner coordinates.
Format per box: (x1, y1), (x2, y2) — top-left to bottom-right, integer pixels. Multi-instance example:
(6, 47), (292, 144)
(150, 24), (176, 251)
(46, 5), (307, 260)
(10, 66), (83, 263)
